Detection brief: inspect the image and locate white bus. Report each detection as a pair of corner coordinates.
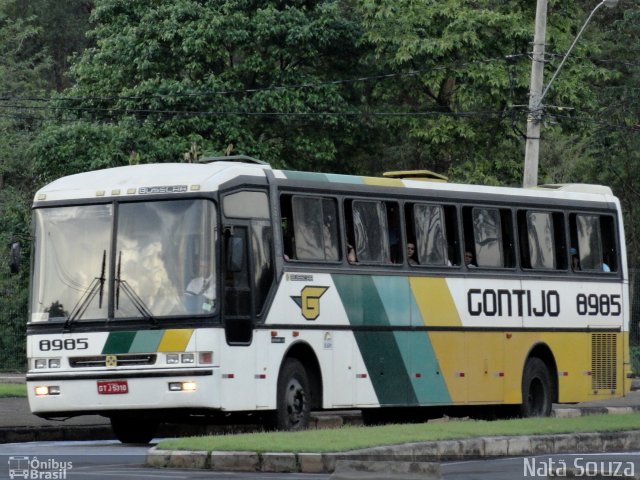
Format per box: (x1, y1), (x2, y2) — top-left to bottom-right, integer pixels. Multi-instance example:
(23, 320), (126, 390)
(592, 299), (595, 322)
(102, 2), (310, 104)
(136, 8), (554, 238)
(25, 157), (631, 443)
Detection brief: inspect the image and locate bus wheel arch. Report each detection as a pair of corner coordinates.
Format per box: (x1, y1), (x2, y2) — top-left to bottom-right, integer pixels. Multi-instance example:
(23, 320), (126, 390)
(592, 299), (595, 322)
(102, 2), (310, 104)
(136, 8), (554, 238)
(274, 342), (323, 430)
(520, 343), (558, 417)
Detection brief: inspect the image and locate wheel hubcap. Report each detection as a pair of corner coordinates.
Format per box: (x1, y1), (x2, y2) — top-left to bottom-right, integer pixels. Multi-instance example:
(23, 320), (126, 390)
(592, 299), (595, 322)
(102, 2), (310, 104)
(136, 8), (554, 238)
(285, 379), (306, 425)
(528, 377), (545, 415)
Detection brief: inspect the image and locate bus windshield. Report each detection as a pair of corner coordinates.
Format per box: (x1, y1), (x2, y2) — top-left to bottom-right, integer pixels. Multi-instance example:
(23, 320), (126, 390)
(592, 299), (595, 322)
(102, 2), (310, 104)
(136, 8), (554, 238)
(31, 199), (217, 323)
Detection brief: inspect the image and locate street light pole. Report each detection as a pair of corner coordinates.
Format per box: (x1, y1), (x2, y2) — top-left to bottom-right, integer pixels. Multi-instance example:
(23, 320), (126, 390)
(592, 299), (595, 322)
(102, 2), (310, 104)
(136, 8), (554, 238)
(522, 0), (619, 188)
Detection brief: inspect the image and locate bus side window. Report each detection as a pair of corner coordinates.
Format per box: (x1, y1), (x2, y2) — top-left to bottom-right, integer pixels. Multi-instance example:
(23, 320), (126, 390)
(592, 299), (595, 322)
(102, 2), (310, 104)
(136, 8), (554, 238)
(570, 213), (617, 273)
(386, 201), (401, 263)
(407, 203), (451, 267)
(463, 206), (513, 268)
(345, 199), (391, 264)
(601, 215), (618, 272)
(279, 195), (295, 260)
(291, 196), (340, 262)
(518, 210), (567, 271)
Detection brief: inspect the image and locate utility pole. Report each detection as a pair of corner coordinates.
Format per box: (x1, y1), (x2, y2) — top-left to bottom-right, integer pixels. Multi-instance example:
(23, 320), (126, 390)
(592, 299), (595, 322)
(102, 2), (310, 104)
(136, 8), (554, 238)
(523, 0), (548, 189)
(523, 0), (619, 189)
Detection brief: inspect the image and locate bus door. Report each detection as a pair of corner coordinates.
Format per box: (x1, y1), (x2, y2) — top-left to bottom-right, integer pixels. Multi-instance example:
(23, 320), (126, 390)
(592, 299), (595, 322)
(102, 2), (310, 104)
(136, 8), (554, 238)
(221, 189), (275, 409)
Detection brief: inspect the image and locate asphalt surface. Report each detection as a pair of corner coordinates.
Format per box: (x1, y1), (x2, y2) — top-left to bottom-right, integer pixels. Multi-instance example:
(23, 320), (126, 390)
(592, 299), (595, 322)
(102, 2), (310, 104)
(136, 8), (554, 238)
(2, 374), (640, 444)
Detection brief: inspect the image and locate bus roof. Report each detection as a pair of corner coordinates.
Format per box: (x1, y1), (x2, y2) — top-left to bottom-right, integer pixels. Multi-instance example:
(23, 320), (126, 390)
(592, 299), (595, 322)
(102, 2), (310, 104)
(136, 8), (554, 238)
(34, 161), (616, 205)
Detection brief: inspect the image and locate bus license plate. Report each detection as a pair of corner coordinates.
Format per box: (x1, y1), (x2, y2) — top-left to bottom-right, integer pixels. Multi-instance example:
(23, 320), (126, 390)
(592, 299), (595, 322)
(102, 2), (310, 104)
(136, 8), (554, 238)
(97, 380), (129, 395)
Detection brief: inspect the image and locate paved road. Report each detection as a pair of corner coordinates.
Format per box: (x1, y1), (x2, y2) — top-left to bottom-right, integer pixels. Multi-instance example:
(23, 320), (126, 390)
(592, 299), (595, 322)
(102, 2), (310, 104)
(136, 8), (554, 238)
(0, 439), (329, 480)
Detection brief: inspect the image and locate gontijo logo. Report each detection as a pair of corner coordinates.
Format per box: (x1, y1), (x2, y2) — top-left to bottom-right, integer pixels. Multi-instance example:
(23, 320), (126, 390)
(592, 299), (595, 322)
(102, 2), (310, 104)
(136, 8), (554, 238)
(291, 286), (329, 320)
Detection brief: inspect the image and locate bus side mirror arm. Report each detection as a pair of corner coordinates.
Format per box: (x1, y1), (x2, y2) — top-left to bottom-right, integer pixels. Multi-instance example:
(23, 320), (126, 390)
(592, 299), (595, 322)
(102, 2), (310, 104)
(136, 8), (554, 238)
(9, 242), (21, 274)
(226, 236), (244, 272)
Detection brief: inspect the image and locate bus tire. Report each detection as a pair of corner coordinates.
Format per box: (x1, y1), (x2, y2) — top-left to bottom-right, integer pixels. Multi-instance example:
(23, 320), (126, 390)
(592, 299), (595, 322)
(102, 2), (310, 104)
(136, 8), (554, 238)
(276, 358), (311, 431)
(520, 357), (553, 417)
(110, 416), (158, 444)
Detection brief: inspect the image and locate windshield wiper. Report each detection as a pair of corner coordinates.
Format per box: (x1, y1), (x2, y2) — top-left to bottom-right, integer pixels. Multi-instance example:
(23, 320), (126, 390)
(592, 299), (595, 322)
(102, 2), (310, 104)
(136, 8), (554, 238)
(64, 250), (106, 330)
(115, 251), (157, 325)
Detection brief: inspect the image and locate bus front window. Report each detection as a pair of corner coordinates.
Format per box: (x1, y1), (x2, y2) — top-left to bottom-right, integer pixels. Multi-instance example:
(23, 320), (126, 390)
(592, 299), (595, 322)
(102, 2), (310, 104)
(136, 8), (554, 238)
(114, 199), (217, 318)
(31, 205), (113, 322)
(31, 199), (217, 323)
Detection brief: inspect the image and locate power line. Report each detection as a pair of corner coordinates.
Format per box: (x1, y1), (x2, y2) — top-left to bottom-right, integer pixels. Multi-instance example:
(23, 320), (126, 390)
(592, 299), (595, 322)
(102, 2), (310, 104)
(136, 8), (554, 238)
(0, 54), (530, 105)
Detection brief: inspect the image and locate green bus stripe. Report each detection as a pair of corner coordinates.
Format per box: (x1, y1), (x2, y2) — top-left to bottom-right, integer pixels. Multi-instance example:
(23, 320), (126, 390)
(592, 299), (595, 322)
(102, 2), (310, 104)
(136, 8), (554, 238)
(371, 276), (451, 404)
(102, 331), (136, 354)
(333, 274), (416, 405)
(129, 330), (164, 353)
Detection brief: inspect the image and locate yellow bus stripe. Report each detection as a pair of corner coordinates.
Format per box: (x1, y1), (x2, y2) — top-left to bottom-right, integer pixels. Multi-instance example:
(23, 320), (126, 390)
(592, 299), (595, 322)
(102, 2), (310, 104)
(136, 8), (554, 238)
(157, 329), (194, 352)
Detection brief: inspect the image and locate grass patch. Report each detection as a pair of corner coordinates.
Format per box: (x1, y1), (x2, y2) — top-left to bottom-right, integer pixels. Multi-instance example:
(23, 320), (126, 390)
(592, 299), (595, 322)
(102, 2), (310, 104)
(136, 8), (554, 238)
(0, 383), (26, 397)
(158, 413), (640, 453)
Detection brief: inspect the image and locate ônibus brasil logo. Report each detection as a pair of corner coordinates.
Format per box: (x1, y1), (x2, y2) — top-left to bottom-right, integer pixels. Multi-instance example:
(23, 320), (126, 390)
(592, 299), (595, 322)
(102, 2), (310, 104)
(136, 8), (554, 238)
(8, 456), (72, 479)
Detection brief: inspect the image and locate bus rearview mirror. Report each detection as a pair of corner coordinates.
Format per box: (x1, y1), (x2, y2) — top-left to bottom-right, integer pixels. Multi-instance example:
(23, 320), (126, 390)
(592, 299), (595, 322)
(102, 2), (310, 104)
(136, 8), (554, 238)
(9, 242), (21, 274)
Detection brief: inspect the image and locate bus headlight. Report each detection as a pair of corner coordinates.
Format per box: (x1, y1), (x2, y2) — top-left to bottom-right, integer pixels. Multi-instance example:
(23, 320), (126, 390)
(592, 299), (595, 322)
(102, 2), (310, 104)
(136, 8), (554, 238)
(168, 381), (197, 392)
(34, 386), (60, 396)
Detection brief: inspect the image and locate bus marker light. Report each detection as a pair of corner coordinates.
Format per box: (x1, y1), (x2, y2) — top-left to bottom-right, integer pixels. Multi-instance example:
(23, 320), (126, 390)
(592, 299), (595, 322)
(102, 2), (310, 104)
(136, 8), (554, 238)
(292, 331), (299, 337)
(222, 374), (235, 379)
(415, 373), (422, 378)
(356, 374), (367, 379)
(166, 354), (179, 364)
(255, 374), (266, 379)
(199, 352), (213, 364)
(48, 359), (61, 368)
(457, 372), (465, 378)
(169, 382), (182, 391)
(181, 353), (195, 364)
(271, 331), (278, 337)
(559, 372), (569, 377)
(586, 371), (593, 376)
(497, 372), (505, 377)
(34, 359), (47, 369)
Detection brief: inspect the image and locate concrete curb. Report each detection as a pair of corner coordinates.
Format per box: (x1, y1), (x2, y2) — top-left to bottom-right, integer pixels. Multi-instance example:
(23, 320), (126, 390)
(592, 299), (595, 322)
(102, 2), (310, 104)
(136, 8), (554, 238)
(145, 430), (640, 473)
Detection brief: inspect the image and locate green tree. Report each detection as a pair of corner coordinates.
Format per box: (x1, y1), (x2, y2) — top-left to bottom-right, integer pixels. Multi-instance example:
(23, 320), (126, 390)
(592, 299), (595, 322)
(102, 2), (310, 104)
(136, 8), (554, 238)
(0, 0), (52, 370)
(33, 0), (372, 177)
(357, 0), (617, 184)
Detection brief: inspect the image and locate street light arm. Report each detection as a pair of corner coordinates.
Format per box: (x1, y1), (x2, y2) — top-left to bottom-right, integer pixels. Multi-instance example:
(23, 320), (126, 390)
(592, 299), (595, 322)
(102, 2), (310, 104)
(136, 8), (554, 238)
(539, 0), (607, 104)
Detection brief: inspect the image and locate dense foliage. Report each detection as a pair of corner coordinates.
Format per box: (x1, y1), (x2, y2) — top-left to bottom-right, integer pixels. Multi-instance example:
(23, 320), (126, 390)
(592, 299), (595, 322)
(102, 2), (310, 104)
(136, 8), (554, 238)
(0, 0), (638, 370)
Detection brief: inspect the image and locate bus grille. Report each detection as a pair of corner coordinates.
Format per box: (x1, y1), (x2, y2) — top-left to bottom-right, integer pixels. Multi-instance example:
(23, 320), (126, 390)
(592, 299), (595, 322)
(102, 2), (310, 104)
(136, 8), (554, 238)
(591, 333), (617, 391)
(69, 354), (157, 368)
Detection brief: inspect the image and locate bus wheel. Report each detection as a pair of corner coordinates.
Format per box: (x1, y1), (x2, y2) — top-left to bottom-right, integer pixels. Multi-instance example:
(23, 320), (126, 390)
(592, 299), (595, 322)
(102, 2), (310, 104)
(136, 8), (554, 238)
(110, 416), (158, 444)
(276, 358), (311, 431)
(521, 357), (553, 417)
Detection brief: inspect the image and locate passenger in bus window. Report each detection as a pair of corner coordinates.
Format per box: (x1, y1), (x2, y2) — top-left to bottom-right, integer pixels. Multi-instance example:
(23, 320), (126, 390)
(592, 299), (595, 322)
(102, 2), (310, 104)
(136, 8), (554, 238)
(570, 247), (580, 271)
(407, 243), (418, 265)
(464, 251), (477, 268)
(185, 257), (216, 312)
(347, 244), (357, 263)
